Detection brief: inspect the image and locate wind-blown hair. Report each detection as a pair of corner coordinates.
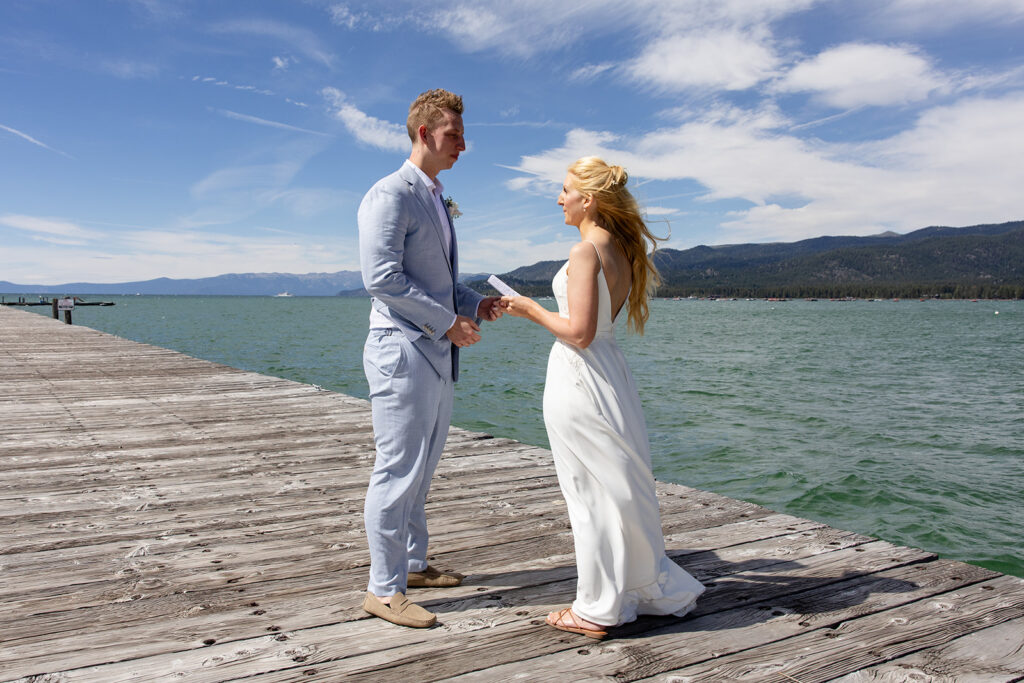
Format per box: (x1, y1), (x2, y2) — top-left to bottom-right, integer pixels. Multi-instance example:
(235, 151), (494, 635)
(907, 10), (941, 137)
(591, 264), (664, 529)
(568, 156), (664, 334)
(407, 89), (464, 141)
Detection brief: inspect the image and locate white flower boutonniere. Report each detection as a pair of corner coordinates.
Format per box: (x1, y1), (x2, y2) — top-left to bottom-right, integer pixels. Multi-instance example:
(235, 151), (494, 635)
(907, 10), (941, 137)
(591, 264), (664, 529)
(444, 196), (462, 219)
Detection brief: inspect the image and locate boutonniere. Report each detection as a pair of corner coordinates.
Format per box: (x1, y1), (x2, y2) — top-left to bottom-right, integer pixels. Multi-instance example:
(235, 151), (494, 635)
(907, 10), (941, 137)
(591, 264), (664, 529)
(444, 196), (462, 219)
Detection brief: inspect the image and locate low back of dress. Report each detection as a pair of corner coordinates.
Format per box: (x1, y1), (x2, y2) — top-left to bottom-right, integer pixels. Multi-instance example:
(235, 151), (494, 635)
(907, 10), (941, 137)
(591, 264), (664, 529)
(551, 242), (620, 342)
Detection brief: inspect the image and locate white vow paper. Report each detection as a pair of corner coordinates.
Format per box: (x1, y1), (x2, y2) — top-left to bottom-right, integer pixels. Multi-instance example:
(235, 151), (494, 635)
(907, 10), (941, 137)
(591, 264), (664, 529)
(487, 274), (520, 297)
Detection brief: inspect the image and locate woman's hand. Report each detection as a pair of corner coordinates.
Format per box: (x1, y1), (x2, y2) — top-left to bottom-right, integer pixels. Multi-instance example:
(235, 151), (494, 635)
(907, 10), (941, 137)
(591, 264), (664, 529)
(500, 295), (535, 319)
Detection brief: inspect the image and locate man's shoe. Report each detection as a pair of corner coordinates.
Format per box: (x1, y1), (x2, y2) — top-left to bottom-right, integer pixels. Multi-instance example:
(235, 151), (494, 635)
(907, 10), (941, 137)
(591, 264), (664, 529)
(407, 565), (465, 588)
(362, 592), (436, 628)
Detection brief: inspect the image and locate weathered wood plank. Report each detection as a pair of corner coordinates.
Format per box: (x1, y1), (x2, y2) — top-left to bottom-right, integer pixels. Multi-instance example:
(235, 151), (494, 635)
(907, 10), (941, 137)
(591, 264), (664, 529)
(826, 617), (1024, 683)
(645, 574), (1024, 683)
(0, 531), (934, 681)
(3, 304), (1022, 683)
(448, 560), (1001, 683)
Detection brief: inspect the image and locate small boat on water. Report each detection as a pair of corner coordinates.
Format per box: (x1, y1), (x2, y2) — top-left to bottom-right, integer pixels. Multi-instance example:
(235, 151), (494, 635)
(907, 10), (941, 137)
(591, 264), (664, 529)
(275, 292), (294, 297)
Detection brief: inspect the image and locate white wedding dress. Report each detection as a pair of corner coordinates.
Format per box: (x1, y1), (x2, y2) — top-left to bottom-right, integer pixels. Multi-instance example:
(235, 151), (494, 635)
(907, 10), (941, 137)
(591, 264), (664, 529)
(543, 245), (705, 627)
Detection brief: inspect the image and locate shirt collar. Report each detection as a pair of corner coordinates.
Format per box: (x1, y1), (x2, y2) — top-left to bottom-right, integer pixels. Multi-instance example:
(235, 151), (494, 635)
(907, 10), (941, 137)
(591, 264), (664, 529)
(404, 159), (444, 196)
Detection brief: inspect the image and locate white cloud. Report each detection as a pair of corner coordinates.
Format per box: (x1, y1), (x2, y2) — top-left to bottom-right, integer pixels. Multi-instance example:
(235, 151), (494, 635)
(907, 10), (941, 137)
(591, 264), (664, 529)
(321, 88), (409, 153)
(271, 55), (294, 72)
(625, 29), (781, 92)
(507, 92), (1024, 244)
(502, 129), (621, 194)
(776, 43), (947, 108)
(328, 4), (359, 29)
(331, 0), (820, 69)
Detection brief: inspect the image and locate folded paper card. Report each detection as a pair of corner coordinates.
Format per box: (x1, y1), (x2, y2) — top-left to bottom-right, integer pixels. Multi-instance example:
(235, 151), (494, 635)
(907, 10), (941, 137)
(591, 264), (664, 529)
(487, 274), (520, 298)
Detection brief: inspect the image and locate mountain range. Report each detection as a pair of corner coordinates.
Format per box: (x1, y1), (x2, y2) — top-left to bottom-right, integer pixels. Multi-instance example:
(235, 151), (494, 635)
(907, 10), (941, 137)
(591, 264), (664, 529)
(0, 271), (366, 297)
(3, 220), (1022, 299)
(486, 220), (1024, 299)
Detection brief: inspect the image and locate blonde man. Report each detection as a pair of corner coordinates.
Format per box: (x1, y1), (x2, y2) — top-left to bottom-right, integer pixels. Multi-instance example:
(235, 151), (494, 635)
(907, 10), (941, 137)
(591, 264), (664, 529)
(358, 89), (501, 628)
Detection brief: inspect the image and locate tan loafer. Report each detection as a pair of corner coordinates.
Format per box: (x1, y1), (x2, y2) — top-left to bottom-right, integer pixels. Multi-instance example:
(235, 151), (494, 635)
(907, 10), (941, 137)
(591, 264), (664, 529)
(407, 565), (465, 588)
(362, 592), (436, 628)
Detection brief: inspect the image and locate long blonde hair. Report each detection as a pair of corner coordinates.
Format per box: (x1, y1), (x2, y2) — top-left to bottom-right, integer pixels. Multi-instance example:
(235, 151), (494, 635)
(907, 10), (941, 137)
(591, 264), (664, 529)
(568, 156), (664, 334)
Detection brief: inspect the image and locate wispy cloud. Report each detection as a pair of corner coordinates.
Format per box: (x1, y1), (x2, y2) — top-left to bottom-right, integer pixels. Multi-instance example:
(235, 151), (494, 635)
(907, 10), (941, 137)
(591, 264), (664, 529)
(571, 63), (616, 82)
(0, 213), (99, 244)
(321, 87), (409, 153)
(191, 75), (274, 96)
(327, 3), (397, 31)
(880, 0), (1024, 30)
(644, 206), (680, 216)
(473, 120), (565, 129)
(0, 122), (73, 158)
(216, 109), (331, 136)
(101, 59), (159, 79)
(209, 19), (336, 68)
(0, 227), (361, 284)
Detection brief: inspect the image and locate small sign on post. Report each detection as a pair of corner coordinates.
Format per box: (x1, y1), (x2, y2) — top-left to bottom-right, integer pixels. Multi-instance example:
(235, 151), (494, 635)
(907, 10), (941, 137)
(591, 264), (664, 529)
(58, 297), (74, 325)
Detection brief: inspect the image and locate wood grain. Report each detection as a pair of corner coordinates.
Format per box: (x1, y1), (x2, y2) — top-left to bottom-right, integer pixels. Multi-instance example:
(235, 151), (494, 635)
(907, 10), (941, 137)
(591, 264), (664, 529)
(2, 306), (1021, 682)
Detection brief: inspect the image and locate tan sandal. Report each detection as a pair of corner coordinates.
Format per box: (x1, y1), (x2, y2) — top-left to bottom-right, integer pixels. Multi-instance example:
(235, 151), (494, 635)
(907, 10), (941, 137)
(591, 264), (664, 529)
(546, 607), (608, 640)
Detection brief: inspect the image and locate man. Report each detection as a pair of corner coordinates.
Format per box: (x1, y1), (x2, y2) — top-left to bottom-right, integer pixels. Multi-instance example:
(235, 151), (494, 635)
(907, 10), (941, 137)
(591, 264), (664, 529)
(357, 89), (501, 628)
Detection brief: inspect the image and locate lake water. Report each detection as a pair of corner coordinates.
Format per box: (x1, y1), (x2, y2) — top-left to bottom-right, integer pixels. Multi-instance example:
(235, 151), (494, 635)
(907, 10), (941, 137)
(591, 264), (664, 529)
(10, 294), (1022, 578)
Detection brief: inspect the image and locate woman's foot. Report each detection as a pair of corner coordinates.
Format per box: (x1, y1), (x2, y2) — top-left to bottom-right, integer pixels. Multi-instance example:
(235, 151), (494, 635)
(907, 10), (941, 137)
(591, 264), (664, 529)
(546, 607), (609, 639)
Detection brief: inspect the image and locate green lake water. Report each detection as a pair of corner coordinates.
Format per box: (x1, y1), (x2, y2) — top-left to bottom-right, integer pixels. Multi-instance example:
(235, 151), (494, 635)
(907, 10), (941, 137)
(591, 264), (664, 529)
(11, 294), (1022, 577)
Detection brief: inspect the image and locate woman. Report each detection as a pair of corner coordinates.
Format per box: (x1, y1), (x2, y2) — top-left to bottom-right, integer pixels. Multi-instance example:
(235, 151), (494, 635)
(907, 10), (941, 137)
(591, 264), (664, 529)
(501, 157), (704, 639)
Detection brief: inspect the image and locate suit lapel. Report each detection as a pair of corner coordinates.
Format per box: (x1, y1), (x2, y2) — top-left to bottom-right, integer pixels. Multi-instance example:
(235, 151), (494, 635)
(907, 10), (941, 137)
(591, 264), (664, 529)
(400, 164), (453, 273)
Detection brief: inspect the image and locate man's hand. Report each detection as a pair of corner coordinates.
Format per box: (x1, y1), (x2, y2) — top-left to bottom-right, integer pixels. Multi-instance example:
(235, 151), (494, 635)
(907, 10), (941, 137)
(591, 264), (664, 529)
(477, 296), (503, 322)
(446, 315), (482, 347)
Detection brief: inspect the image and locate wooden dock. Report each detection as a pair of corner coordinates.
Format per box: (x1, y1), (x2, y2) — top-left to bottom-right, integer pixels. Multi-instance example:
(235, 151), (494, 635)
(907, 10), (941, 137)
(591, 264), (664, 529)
(2, 305), (1022, 682)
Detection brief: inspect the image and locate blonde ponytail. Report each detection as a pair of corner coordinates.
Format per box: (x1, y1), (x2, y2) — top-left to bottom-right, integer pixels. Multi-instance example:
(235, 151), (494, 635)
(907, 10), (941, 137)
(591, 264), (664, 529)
(567, 156), (665, 334)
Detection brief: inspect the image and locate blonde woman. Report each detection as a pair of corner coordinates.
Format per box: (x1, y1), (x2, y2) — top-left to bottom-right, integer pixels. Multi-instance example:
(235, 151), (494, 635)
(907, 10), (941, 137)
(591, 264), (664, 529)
(501, 157), (704, 639)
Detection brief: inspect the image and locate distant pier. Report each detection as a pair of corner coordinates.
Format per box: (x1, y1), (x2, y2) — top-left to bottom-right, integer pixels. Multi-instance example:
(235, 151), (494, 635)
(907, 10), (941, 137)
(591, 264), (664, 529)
(1, 305), (1022, 681)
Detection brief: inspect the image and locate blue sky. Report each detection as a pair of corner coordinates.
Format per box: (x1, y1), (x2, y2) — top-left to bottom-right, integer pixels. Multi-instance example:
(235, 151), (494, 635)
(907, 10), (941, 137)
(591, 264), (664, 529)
(2, 0), (1024, 285)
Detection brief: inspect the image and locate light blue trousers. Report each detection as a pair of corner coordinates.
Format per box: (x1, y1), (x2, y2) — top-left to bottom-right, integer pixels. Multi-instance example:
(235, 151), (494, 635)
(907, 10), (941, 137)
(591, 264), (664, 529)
(362, 329), (453, 596)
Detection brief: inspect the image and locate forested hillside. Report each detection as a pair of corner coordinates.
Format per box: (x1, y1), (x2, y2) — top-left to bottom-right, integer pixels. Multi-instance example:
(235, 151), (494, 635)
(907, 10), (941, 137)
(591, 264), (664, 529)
(478, 220), (1024, 299)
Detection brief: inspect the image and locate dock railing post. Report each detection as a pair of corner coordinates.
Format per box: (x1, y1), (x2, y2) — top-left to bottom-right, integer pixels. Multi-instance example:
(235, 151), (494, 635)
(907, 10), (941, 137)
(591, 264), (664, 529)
(52, 299), (59, 320)
(57, 297), (75, 325)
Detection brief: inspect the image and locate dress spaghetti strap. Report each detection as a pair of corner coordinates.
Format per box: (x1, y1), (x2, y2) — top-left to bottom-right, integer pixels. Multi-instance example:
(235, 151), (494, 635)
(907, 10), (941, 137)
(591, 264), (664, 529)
(584, 239), (604, 270)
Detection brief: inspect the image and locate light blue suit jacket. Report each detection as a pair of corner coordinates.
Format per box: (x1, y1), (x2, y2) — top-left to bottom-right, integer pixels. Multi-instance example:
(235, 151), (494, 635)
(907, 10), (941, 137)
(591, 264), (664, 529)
(358, 162), (483, 381)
